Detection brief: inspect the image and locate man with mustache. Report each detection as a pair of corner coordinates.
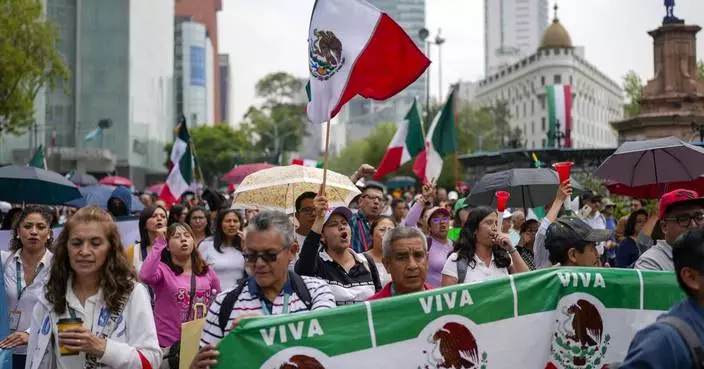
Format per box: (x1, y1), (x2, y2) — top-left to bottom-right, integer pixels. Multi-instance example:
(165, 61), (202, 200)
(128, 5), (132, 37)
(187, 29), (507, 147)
(368, 226), (431, 300)
(350, 183), (385, 253)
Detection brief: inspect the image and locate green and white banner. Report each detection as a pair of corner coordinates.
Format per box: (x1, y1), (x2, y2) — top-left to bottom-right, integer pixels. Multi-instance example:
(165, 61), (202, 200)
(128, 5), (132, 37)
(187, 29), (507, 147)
(214, 268), (683, 369)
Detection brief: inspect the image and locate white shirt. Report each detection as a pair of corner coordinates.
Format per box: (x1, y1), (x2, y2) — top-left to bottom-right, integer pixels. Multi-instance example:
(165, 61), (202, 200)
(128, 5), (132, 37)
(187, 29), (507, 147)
(374, 261), (391, 286)
(1, 249), (53, 354)
(26, 282), (162, 369)
(584, 212), (607, 255)
(198, 238), (245, 291)
(441, 252), (510, 284)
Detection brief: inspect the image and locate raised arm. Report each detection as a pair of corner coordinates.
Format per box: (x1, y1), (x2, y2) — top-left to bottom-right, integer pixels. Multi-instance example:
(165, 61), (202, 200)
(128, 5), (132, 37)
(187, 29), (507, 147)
(294, 195), (327, 276)
(139, 233), (167, 286)
(533, 180), (573, 268)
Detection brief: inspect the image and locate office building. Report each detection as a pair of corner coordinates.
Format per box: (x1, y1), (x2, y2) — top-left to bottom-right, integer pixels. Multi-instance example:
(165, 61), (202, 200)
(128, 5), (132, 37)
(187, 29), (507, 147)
(484, 0), (549, 76)
(175, 17), (210, 127)
(218, 54), (231, 124)
(474, 8), (623, 149)
(37, 0), (175, 189)
(175, 0), (223, 124)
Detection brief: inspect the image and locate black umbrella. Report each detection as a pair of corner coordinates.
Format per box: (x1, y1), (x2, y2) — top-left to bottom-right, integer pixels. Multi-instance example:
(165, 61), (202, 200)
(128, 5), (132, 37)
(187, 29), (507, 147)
(0, 165), (82, 205)
(69, 172), (98, 187)
(467, 168), (560, 209)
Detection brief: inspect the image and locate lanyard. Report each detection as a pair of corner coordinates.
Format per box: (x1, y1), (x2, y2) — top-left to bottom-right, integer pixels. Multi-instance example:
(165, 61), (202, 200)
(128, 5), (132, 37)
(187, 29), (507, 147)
(68, 306), (77, 319)
(15, 261), (42, 304)
(260, 293), (289, 316)
(390, 283), (397, 297)
(357, 220), (369, 251)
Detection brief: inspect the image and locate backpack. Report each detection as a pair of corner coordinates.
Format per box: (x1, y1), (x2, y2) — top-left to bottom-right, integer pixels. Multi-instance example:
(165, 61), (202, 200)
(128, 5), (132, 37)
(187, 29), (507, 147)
(218, 271), (313, 332)
(605, 316), (704, 369)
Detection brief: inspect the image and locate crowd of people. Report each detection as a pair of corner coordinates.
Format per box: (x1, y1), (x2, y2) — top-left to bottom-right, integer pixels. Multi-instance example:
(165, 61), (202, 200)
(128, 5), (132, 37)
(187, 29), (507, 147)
(0, 163), (700, 369)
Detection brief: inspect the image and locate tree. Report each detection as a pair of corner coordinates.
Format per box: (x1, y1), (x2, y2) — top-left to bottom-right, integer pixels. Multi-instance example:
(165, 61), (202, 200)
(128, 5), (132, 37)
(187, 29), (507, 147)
(164, 124), (252, 184)
(240, 72), (308, 163)
(0, 0), (69, 135)
(698, 60), (704, 80)
(489, 100), (512, 147)
(623, 70), (642, 118)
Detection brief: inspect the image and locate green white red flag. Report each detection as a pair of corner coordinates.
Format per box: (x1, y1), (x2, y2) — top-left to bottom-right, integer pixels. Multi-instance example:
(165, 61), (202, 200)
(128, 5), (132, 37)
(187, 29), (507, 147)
(305, 0), (430, 124)
(291, 158), (323, 168)
(547, 84), (572, 148)
(160, 122), (193, 205)
(412, 89), (457, 183)
(373, 98), (424, 180)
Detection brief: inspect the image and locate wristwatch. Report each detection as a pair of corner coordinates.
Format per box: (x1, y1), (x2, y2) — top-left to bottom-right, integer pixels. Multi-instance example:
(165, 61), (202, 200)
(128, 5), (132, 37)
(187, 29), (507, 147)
(508, 246), (518, 254)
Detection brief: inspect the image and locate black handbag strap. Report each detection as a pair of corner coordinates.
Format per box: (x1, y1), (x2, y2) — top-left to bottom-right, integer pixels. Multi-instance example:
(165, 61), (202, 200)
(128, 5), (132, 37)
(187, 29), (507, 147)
(658, 316), (704, 369)
(186, 270), (197, 321)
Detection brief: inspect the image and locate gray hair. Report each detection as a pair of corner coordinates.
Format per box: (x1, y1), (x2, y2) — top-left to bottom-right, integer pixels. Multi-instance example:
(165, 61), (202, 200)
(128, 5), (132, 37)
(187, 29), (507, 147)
(246, 210), (295, 248)
(381, 226), (427, 257)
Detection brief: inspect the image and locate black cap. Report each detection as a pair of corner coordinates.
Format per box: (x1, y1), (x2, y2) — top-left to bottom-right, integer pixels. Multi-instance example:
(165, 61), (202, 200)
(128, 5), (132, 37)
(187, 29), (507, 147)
(546, 216), (612, 246)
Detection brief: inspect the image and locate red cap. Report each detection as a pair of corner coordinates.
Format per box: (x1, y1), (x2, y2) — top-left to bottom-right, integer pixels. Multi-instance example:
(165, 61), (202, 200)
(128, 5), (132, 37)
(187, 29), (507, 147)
(659, 189), (704, 218)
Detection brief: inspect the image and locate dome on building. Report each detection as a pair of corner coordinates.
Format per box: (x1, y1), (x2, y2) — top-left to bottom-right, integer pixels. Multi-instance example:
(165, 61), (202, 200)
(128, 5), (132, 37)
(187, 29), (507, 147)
(539, 5), (573, 50)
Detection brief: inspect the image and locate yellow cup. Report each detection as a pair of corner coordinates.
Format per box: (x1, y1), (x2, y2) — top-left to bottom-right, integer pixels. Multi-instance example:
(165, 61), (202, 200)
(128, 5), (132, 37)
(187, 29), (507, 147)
(57, 318), (83, 356)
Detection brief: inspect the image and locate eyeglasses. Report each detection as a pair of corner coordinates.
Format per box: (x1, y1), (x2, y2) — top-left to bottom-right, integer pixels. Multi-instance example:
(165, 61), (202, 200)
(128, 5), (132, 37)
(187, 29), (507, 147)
(242, 248), (287, 263)
(664, 213), (704, 227)
(363, 194), (383, 202)
(431, 216), (450, 224)
(298, 207), (315, 214)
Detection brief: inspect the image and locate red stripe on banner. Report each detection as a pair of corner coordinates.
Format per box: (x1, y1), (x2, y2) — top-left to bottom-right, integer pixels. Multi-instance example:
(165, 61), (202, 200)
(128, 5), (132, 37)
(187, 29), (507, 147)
(373, 146), (404, 180)
(563, 85), (572, 148)
(330, 14), (431, 119)
(412, 150), (428, 183)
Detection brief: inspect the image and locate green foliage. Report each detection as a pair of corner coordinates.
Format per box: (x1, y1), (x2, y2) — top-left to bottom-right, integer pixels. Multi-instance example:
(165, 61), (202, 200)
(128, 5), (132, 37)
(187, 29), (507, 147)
(164, 124), (252, 183)
(698, 60), (704, 80)
(623, 70), (643, 118)
(241, 72), (308, 162)
(0, 0), (69, 135)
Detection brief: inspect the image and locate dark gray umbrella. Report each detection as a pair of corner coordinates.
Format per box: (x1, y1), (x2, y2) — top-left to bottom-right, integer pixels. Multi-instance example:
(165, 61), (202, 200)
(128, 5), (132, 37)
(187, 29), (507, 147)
(0, 165), (82, 205)
(69, 172), (98, 187)
(467, 168), (560, 209)
(594, 136), (704, 187)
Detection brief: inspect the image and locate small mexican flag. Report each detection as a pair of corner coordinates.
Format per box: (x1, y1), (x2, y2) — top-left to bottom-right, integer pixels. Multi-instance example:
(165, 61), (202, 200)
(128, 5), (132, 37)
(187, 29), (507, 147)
(305, 0), (430, 124)
(292, 159), (323, 168)
(412, 89), (457, 183)
(28, 145), (47, 170)
(373, 98), (424, 180)
(160, 122), (193, 205)
(546, 84), (572, 148)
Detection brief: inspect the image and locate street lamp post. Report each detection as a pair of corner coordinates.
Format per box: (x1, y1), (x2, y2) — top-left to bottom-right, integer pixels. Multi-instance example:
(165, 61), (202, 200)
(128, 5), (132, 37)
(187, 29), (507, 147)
(547, 120), (567, 149)
(418, 28), (447, 125)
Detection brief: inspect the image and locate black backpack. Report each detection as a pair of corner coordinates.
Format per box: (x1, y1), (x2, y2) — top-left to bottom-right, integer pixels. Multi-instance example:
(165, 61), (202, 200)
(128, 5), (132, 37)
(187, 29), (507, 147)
(606, 316), (704, 368)
(218, 271), (313, 332)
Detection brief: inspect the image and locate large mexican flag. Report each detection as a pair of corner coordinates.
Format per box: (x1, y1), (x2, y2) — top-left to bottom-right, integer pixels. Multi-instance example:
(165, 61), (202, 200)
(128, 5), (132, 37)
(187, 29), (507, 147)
(373, 98), (424, 180)
(214, 268), (682, 369)
(306, 0), (430, 124)
(547, 84), (572, 148)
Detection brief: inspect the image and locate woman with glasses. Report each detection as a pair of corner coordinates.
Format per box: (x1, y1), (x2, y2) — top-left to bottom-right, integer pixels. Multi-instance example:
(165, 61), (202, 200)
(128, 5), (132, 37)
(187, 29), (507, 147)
(516, 219), (540, 270)
(198, 209), (245, 291)
(615, 209), (651, 268)
(0, 206), (54, 369)
(364, 216), (396, 286)
(185, 206), (210, 247)
(139, 223), (220, 365)
(423, 207), (454, 288)
(441, 207), (529, 286)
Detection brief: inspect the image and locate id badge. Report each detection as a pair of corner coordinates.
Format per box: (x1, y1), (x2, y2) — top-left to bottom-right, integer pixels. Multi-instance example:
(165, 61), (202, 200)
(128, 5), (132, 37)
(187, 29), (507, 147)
(8, 310), (21, 331)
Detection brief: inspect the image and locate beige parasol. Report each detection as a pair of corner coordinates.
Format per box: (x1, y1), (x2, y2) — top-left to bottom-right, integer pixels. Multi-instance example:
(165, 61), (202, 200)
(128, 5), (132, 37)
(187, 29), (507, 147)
(231, 165), (361, 214)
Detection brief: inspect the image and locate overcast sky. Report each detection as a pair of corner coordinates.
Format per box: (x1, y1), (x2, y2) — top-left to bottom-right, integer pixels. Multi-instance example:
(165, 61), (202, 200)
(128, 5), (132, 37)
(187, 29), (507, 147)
(219, 0), (704, 125)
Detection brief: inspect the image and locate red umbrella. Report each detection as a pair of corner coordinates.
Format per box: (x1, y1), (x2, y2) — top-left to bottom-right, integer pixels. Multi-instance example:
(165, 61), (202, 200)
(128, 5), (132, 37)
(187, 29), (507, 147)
(99, 175), (133, 187)
(606, 177), (704, 199)
(146, 182), (165, 194)
(221, 163), (277, 184)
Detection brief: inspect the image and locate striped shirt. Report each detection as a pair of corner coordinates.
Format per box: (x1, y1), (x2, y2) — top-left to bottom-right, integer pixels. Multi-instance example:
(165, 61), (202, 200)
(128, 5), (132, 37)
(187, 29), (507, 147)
(199, 275), (335, 347)
(295, 231), (381, 305)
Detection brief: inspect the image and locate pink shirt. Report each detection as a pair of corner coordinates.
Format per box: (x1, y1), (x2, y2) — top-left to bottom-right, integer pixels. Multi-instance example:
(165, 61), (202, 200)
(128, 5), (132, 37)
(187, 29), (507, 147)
(139, 238), (221, 348)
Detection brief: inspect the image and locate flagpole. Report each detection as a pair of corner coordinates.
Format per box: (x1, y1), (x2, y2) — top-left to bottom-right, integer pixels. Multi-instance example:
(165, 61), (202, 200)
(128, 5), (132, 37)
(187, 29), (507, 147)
(321, 120), (332, 193)
(189, 143), (206, 185)
(451, 85), (460, 189)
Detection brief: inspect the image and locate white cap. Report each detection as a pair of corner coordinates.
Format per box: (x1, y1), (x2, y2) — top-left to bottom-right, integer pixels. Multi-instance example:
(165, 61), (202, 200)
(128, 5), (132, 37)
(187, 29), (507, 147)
(502, 209), (512, 219)
(448, 191), (459, 201)
(323, 207), (353, 226)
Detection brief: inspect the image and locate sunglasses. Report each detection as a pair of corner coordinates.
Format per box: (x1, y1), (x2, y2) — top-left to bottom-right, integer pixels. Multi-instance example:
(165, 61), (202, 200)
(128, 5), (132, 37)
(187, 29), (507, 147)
(242, 248), (287, 263)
